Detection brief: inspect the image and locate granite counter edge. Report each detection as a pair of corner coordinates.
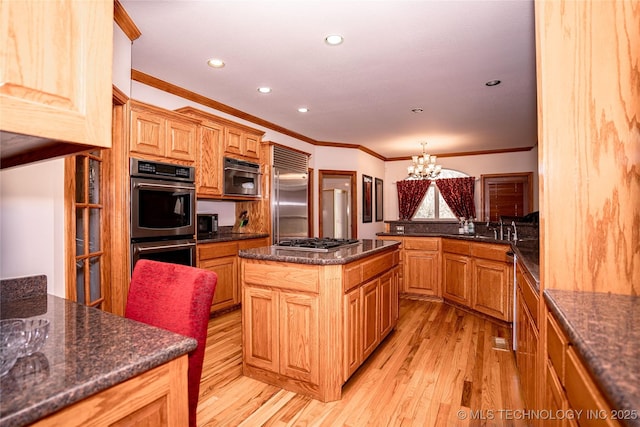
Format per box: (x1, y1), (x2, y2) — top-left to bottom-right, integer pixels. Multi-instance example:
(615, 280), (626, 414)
(3, 338), (196, 427)
(239, 242), (401, 265)
(543, 291), (636, 421)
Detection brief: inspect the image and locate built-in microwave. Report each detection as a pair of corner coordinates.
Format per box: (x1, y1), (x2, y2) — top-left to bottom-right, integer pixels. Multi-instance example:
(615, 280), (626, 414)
(223, 157), (261, 197)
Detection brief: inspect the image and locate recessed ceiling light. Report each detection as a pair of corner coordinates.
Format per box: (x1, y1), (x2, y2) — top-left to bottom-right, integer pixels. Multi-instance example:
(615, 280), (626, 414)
(298, 107), (309, 113)
(257, 87), (272, 94)
(411, 108), (424, 113)
(325, 34), (344, 46)
(207, 58), (225, 68)
(485, 79), (501, 87)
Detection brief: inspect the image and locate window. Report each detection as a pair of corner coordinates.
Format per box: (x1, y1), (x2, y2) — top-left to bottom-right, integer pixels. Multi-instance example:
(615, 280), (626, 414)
(413, 169), (470, 219)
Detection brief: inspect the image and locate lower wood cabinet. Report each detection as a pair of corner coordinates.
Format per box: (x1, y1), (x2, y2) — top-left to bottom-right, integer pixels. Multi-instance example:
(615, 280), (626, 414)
(472, 258), (511, 320)
(516, 290), (539, 412)
(197, 237), (269, 313)
(241, 248), (399, 402)
(403, 237), (440, 297)
(31, 356), (189, 426)
(442, 252), (472, 305)
(545, 309), (621, 427)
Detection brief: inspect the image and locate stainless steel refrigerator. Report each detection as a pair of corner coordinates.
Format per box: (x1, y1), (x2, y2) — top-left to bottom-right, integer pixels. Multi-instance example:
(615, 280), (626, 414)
(272, 146), (309, 243)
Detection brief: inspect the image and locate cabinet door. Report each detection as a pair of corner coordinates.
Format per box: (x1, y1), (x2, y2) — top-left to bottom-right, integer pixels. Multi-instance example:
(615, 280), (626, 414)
(224, 127), (243, 156)
(130, 107), (166, 157)
(243, 133), (261, 160)
(404, 250), (440, 296)
(166, 119), (196, 162)
(1, 1), (112, 157)
(442, 253), (471, 305)
(379, 270), (394, 338)
(200, 256), (238, 312)
(279, 292), (319, 384)
(197, 124), (223, 197)
(243, 287), (279, 372)
(361, 279), (380, 359)
(545, 362), (568, 427)
(472, 258), (511, 321)
(343, 288), (362, 379)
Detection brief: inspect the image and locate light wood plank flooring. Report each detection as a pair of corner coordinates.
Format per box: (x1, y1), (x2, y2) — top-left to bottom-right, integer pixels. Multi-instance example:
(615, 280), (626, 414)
(197, 298), (525, 426)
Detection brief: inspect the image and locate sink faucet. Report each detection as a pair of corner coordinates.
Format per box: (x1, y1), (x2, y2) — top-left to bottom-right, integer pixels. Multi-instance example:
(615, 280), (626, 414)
(511, 221), (518, 242)
(499, 218), (504, 240)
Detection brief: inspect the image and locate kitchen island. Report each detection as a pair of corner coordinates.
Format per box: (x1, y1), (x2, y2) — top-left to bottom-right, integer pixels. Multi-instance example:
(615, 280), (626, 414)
(0, 277), (195, 427)
(238, 239), (401, 401)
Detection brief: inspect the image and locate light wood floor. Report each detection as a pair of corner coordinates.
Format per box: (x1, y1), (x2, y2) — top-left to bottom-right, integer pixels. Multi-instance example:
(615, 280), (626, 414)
(197, 298), (526, 426)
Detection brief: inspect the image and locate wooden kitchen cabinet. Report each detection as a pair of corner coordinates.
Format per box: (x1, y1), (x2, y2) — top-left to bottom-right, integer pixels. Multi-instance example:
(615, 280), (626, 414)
(0, 0), (113, 168)
(197, 237), (269, 313)
(195, 123), (224, 198)
(515, 259), (539, 416)
(176, 106), (264, 163)
(472, 258), (511, 321)
(403, 237), (441, 297)
(130, 100), (199, 163)
(442, 252), (472, 305)
(545, 309), (621, 427)
(31, 356), (189, 426)
(242, 247), (399, 402)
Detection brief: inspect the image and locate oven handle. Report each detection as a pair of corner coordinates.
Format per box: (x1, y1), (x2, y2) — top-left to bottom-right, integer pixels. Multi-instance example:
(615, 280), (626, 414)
(224, 167), (262, 174)
(134, 242), (196, 253)
(133, 182), (195, 191)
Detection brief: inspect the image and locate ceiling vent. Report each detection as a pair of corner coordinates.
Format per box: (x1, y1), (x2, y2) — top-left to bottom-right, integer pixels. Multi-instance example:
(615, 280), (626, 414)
(273, 145), (308, 173)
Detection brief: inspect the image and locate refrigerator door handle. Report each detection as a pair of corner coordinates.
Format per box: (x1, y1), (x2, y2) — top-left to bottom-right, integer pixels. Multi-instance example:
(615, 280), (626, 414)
(274, 169), (280, 244)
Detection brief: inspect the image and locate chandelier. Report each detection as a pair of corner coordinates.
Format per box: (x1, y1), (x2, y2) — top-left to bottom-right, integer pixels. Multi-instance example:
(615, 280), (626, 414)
(407, 142), (442, 179)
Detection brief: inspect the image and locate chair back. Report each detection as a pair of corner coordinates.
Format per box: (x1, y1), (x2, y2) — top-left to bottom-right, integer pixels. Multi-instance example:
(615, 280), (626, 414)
(126, 259), (217, 427)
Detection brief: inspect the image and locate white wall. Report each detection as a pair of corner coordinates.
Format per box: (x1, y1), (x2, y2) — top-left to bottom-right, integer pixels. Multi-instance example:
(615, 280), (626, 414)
(113, 22), (132, 97)
(0, 159), (66, 296)
(384, 147), (539, 221)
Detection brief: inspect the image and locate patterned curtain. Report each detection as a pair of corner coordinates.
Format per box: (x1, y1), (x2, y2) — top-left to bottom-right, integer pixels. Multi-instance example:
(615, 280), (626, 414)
(396, 179), (431, 220)
(436, 177), (476, 219)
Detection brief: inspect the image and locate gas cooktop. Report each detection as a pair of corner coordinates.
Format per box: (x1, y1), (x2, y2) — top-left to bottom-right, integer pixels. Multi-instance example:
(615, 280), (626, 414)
(273, 238), (360, 252)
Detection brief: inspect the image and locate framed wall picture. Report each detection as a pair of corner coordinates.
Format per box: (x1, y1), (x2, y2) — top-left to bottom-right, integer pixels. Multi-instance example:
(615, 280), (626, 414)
(362, 174), (373, 223)
(375, 178), (383, 221)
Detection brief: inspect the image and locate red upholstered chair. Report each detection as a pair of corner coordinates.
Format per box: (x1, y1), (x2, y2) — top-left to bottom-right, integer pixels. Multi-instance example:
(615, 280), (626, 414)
(125, 259), (217, 427)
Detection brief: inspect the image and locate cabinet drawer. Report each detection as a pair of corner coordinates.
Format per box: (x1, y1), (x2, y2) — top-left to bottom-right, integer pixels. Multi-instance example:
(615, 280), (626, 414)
(238, 237), (270, 250)
(362, 251), (396, 283)
(198, 242), (238, 260)
(343, 264), (362, 293)
(244, 261), (319, 293)
(470, 242), (510, 262)
(519, 270), (539, 327)
(442, 239), (470, 255)
(565, 347), (620, 427)
(547, 313), (568, 385)
(404, 237), (439, 251)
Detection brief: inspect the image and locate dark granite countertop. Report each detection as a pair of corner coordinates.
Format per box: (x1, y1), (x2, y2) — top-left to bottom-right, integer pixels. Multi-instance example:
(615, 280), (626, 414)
(377, 231), (540, 287)
(0, 294), (197, 427)
(196, 231), (269, 244)
(544, 290), (640, 426)
(238, 238), (401, 265)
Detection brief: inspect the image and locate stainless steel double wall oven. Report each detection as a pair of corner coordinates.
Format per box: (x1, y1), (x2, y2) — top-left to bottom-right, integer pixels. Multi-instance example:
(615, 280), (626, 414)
(130, 158), (196, 270)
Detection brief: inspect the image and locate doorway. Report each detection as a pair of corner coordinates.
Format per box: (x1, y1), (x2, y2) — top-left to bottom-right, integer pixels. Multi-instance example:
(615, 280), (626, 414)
(318, 170), (357, 239)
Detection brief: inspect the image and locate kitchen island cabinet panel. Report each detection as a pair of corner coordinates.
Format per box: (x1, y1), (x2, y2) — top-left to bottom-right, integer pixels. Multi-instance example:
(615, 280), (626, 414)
(243, 286), (279, 373)
(279, 291), (319, 384)
(239, 240), (400, 402)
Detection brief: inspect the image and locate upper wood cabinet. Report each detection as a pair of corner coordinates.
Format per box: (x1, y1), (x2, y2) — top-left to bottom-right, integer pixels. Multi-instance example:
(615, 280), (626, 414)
(196, 123), (224, 197)
(176, 106), (264, 163)
(129, 100), (200, 163)
(0, 0), (113, 168)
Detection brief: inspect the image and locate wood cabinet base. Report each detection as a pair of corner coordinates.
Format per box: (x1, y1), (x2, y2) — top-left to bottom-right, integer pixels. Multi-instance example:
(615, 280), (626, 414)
(31, 356), (189, 426)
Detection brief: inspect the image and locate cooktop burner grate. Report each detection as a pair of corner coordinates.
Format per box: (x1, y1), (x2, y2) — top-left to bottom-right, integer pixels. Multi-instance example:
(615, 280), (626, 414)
(274, 238), (360, 252)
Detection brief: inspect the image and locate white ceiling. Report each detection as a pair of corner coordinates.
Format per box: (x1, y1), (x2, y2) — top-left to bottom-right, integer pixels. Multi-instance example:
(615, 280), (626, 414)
(121, 0), (538, 160)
